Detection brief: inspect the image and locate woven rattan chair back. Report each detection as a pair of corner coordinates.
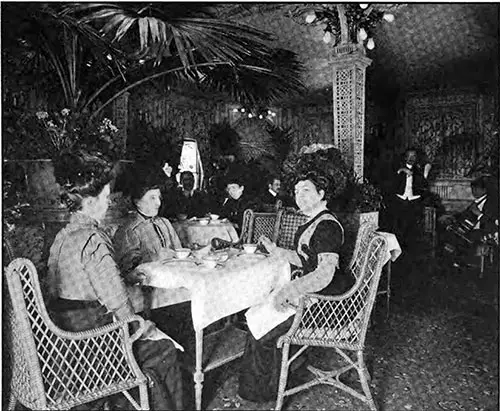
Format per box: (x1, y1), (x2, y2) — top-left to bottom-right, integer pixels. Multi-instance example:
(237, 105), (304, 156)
(275, 228), (389, 410)
(289, 230), (387, 350)
(5, 258), (149, 410)
(242, 209), (283, 244)
(276, 210), (309, 250)
(348, 222), (380, 280)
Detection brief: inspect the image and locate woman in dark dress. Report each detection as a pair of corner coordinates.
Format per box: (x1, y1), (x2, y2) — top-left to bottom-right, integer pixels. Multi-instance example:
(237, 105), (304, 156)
(238, 170), (355, 403)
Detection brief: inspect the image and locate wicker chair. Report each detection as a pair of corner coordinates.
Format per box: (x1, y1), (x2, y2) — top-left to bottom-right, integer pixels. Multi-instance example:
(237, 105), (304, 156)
(4, 258), (150, 410)
(276, 210), (309, 250)
(423, 206), (437, 256)
(241, 209), (283, 244)
(275, 228), (389, 411)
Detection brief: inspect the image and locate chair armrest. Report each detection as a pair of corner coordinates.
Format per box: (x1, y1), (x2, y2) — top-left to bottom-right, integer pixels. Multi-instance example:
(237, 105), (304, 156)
(277, 282), (364, 347)
(48, 314), (146, 343)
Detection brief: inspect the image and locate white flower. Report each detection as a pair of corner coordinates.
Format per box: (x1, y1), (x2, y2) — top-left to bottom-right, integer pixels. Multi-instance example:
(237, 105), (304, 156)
(61, 108), (70, 116)
(36, 111), (48, 120)
(47, 120), (56, 128)
(162, 162), (173, 177)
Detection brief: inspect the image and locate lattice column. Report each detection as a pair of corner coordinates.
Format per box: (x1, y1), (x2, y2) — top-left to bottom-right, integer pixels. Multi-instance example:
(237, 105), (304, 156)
(332, 44), (371, 178)
(112, 92), (130, 156)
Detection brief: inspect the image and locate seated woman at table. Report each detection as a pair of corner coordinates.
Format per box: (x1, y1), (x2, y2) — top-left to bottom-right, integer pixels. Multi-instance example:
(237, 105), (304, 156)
(47, 151), (183, 410)
(238, 169), (354, 403)
(114, 165), (182, 283)
(218, 173), (257, 234)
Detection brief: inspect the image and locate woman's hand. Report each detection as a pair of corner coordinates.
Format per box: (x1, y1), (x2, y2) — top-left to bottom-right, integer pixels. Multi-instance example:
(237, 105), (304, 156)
(273, 283), (301, 312)
(125, 270), (147, 286)
(259, 235), (277, 254)
(154, 247), (176, 261)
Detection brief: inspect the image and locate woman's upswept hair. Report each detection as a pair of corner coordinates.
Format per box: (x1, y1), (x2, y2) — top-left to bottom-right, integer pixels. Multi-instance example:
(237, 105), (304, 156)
(125, 163), (165, 203)
(294, 170), (333, 203)
(53, 151), (114, 212)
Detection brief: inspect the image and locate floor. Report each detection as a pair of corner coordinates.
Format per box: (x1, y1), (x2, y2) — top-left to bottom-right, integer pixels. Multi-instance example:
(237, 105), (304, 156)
(184, 241), (499, 411)
(4, 228), (498, 411)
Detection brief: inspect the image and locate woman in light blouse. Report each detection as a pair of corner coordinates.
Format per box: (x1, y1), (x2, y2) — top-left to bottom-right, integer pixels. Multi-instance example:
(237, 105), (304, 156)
(114, 166), (182, 284)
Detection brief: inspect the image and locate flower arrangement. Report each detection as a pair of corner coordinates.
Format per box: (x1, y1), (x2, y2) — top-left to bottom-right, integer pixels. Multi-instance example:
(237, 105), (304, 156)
(282, 144), (383, 213)
(4, 107), (121, 160)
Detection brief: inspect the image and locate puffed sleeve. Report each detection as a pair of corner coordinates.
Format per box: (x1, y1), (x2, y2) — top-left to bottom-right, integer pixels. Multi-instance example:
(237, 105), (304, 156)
(82, 232), (134, 320)
(292, 219), (343, 295)
(310, 220), (343, 254)
(113, 224), (144, 278)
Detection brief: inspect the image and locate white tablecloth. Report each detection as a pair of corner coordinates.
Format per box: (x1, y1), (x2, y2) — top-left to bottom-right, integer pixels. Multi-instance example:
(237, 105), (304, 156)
(377, 231), (402, 264)
(246, 230), (403, 340)
(173, 220), (239, 247)
(131, 249), (290, 331)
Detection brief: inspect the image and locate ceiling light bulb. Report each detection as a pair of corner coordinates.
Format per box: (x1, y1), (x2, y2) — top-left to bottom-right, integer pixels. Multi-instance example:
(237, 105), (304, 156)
(323, 31), (332, 44)
(360, 4), (369, 9)
(305, 13), (316, 24)
(248, 113), (253, 118)
(240, 108), (245, 112)
(271, 112), (276, 117)
(359, 28), (368, 41)
(258, 115), (263, 119)
(367, 38), (375, 50)
(383, 13), (395, 22)
(267, 109), (272, 114)
(232, 108), (239, 113)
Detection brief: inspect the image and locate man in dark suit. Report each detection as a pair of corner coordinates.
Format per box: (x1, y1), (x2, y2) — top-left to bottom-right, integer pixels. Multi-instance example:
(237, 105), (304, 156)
(258, 175), (282, 212)
(387, 148), (430, 248)
(441, 175), (499, 260)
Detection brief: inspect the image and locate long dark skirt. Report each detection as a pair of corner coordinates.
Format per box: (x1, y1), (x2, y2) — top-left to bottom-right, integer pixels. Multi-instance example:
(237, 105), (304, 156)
(49, 299), (183, 410)
(238, 316), (294, 403)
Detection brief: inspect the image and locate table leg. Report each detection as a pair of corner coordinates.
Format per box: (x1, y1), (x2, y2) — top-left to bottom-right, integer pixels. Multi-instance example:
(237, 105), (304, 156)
(194, 328), (204, 411)
(385, 260), (391, 319)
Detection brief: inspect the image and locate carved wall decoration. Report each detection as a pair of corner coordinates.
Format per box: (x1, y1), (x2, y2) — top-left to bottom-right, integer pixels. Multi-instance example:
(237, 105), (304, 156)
(406, 91), (480, 179)
(280, 105), (333, 153)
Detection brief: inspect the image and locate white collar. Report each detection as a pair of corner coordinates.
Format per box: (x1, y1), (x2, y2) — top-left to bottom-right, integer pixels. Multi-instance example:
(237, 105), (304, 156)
(474, 193), (487, 204)
(268, 188), (277, 197)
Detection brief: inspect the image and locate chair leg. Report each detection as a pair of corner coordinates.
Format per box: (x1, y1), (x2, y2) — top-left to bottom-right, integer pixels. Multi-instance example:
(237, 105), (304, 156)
(7, 392), (16, 411)
(275, 343), (291, 411)
(139, 382), (149, 410)
(479, 255), (485, 279)
(386, 262), (391, 320)
(356, 351), (377, 411)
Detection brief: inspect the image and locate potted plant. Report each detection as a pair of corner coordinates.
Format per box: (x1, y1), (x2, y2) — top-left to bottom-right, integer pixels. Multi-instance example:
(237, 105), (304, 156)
(3, 107), (125, 220)
(282, 144), (383, 261)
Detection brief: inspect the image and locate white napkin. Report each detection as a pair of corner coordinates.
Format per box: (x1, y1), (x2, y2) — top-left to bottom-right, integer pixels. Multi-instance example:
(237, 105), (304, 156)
(142, 328), (185, 352)
(245, 290), (296, 340)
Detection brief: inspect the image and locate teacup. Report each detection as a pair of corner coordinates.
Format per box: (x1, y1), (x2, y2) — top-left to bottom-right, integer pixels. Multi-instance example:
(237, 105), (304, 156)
(202, 255), (218, 269)
(215, 252), (229, 262)
(209, 213), (220, 220)
(198, 217), (210, 226)
(174, 248), (191, 259)
(243, 243), (258, 254)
